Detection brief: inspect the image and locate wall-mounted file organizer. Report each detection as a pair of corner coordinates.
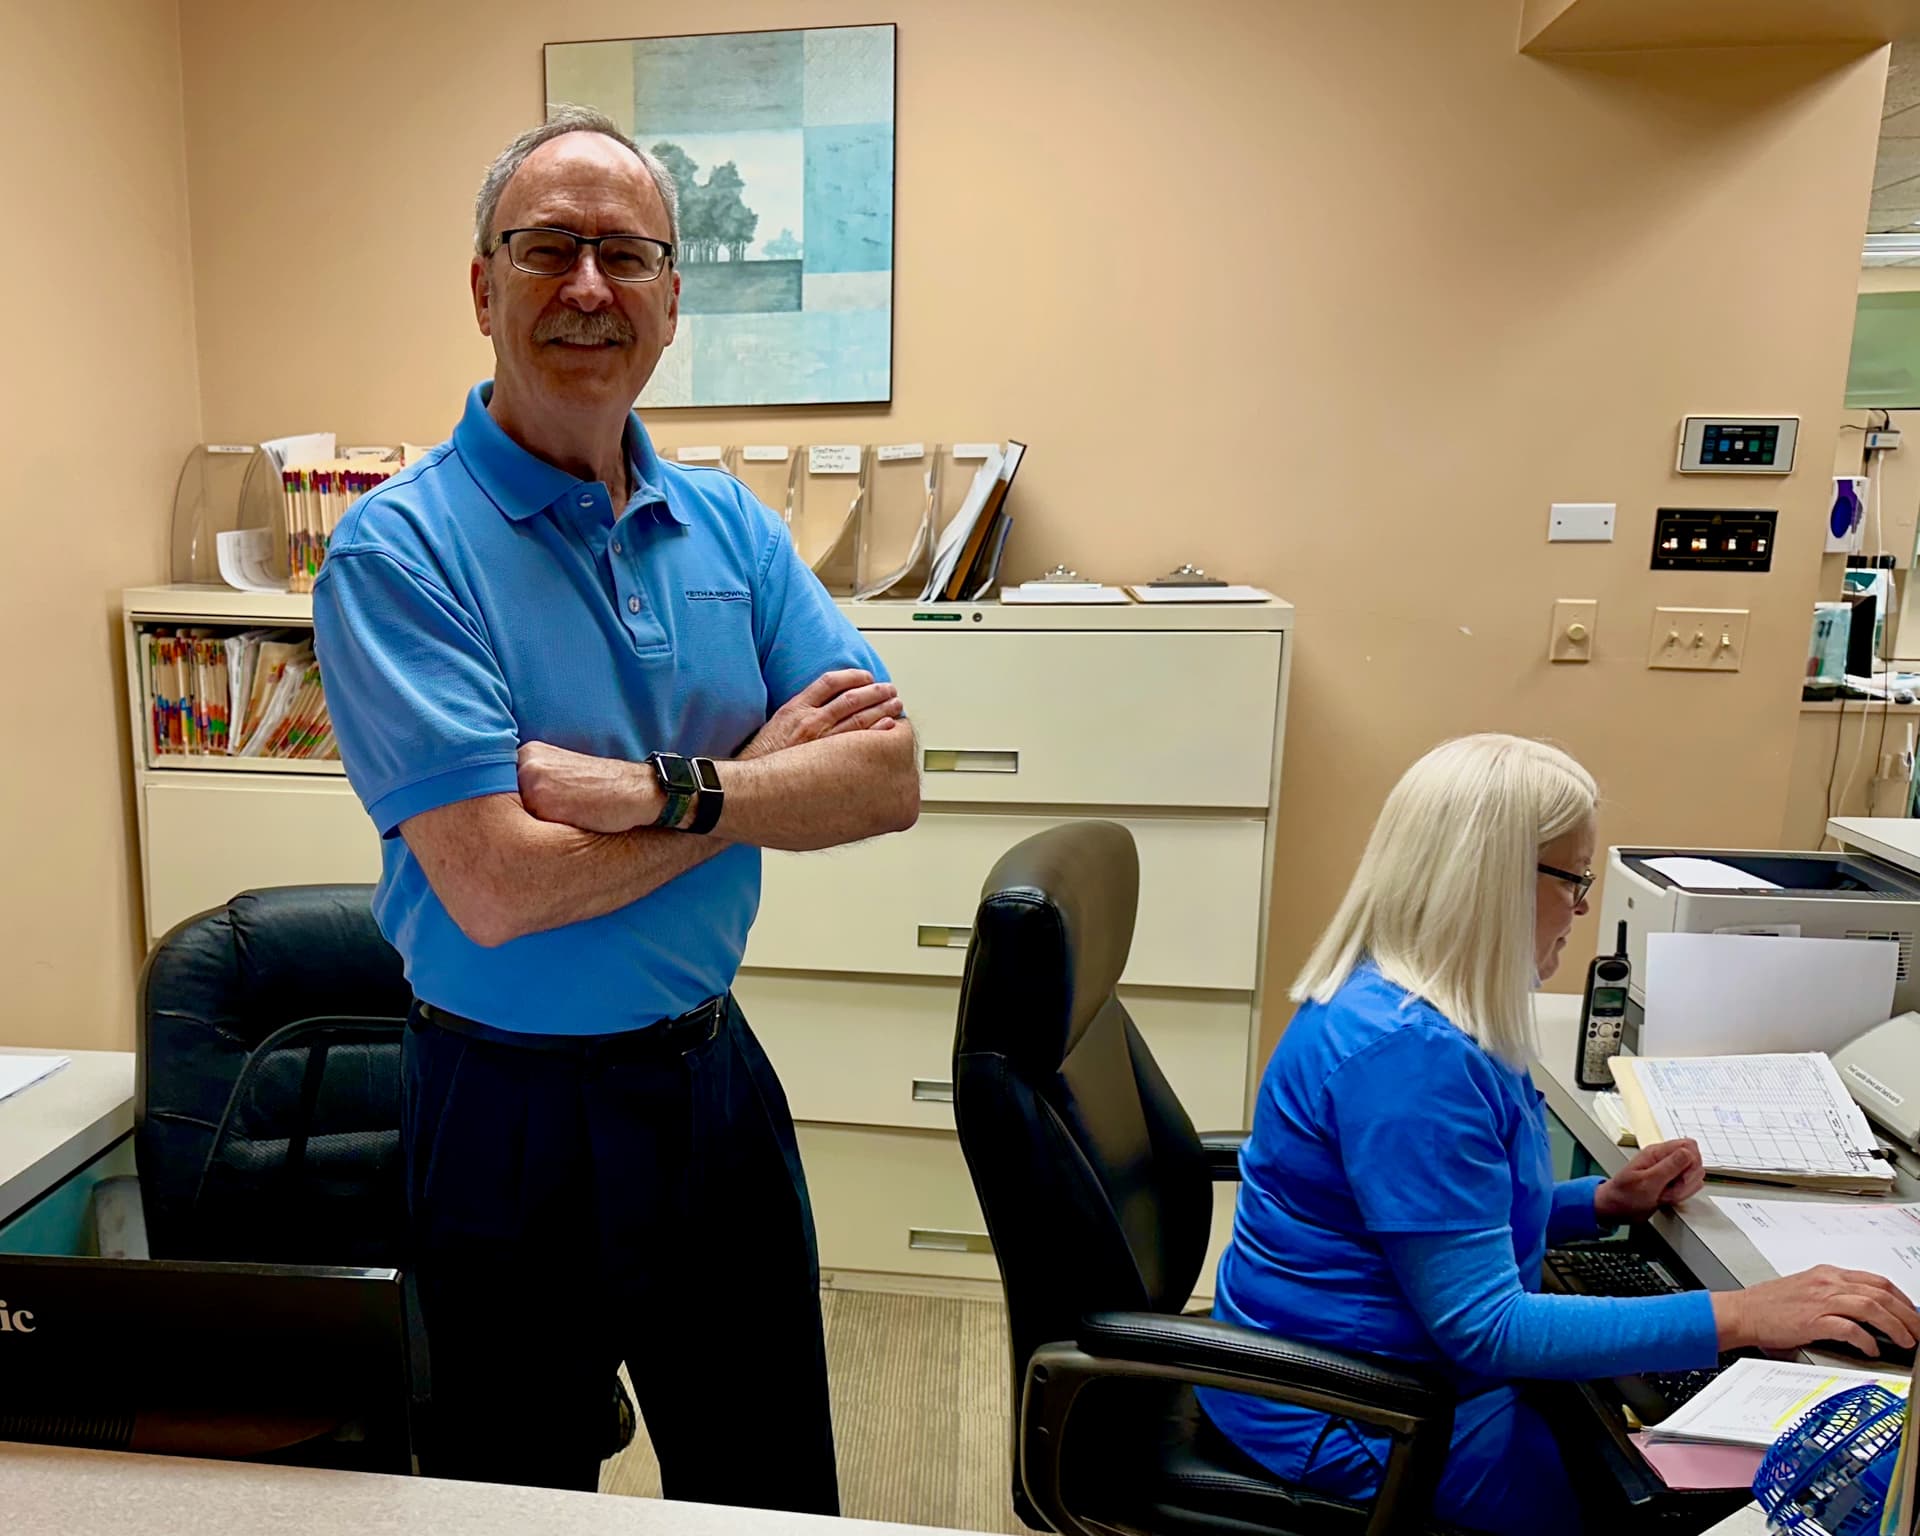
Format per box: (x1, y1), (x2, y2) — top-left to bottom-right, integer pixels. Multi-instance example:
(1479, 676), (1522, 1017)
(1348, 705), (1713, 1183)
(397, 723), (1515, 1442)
(935, 442), (1000, 528)
(854, 443), (939, 600)
(796, 444), (866, 595)
(734, 445), (801, 526)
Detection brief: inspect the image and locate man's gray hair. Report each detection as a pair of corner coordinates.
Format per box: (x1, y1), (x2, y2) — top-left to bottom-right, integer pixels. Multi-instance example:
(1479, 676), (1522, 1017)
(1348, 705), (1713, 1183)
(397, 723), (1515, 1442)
(473, 105), (680, 255)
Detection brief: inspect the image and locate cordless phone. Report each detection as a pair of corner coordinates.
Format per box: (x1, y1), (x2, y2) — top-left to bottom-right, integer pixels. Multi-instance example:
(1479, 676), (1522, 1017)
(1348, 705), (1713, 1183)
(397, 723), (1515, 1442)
(1575, 921), (1632, 1090)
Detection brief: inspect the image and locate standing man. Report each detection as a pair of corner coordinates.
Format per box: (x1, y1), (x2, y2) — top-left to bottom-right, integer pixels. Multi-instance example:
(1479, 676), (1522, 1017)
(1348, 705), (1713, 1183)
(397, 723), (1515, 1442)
(312, 107), (918, 1509)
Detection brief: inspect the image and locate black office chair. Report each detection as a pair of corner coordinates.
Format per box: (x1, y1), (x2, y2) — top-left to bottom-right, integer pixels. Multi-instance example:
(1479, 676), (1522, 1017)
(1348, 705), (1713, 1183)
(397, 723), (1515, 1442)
(132, 884), (412, 1266)
(126, 882), (637, 1464)
(953, 822), (1460, 1536)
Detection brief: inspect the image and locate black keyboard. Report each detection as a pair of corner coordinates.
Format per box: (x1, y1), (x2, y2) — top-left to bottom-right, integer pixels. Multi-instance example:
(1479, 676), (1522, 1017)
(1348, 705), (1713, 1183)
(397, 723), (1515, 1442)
(1542, 1245), (1731, 1427)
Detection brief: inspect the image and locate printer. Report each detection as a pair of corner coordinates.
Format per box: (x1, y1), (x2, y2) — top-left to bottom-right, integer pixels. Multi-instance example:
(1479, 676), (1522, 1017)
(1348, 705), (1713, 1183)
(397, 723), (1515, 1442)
(1595, 847), (1920, 1050)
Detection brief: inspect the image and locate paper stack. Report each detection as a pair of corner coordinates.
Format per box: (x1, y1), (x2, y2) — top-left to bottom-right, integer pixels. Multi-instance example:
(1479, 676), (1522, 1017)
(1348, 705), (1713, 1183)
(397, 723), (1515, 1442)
(1646, 1358), (1908, 1450)
(1609, 1053), (1896, 1192)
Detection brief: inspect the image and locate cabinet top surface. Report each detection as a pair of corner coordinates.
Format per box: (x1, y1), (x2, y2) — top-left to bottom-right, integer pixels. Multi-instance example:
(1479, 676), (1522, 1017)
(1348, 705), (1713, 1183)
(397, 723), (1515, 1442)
(124, 584), (1293, 633)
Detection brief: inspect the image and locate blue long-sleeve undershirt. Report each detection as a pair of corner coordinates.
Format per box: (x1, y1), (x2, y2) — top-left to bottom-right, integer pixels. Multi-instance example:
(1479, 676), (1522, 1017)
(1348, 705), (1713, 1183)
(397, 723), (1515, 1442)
(1378, 1180), (1720, 1383)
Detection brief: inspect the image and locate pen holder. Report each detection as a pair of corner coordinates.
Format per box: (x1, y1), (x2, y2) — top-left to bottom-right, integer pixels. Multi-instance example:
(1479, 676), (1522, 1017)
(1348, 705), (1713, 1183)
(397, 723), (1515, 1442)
(1753, 1383), (1905, 1536)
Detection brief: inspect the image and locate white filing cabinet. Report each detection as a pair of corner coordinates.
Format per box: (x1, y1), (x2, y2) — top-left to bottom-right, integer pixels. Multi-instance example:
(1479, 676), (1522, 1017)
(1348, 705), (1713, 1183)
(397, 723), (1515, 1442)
(122, 587), (1292, 1290)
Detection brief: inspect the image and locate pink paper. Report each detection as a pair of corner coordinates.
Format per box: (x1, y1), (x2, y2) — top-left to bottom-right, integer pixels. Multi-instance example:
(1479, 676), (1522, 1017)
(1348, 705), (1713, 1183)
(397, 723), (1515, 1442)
(1631, 1433), (1765, 1492)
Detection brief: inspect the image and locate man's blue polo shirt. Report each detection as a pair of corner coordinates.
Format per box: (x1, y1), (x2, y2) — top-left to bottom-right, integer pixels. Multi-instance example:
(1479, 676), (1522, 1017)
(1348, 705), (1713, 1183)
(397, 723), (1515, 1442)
(311, 381), (888, 1035)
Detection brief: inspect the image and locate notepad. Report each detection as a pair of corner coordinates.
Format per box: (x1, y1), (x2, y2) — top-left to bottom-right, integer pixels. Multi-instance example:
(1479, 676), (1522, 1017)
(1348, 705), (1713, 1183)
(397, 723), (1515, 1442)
(1610, 1053), (1895, 1191)
(0, 1055), (68, 1106)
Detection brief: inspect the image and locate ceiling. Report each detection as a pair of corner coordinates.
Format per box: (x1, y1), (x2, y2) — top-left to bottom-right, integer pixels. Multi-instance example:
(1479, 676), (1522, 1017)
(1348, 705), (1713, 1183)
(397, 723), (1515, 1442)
(1864, 39), (1920, 260)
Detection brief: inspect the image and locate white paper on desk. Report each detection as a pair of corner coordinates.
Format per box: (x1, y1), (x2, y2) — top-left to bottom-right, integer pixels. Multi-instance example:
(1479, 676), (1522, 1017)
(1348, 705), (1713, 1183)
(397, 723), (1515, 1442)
(1643, 933), (1897, 1057)
(1630, 1054), (1887, 1179)
(1648, 1357), (1907, 1448)
(1125, 584), (1273, 603)
(999, 584), (1129, 604)
(1714, 1197), (1920, 1291)
(1643, 856), (1781, 892)
(0, 1055), (67, 1106)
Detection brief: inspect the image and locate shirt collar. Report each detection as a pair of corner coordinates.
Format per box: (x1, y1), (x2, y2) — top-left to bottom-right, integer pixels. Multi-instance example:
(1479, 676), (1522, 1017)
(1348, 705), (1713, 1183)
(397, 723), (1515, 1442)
(453, 380), (686, 526)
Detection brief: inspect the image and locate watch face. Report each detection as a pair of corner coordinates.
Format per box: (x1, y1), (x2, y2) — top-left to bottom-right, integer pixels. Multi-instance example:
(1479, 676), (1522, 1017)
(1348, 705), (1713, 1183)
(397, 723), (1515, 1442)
(654, 754), (698, 793)
(692, 757), (723, 792)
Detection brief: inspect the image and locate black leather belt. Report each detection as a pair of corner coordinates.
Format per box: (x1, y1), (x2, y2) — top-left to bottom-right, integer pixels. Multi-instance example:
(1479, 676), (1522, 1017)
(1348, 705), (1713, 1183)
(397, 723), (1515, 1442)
(414, 994), (727, 1061)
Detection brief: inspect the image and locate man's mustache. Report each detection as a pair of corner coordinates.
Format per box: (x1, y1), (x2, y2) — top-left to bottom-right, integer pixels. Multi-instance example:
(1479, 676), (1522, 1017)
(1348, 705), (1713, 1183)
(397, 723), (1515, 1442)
(533, 310), (635, 346)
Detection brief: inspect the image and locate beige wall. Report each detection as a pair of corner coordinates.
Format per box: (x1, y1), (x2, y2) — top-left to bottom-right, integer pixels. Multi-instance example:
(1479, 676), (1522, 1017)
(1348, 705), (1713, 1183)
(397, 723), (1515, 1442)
(159, 4), (1889, 1056)
(0, 1), (201, 1048)
(1861, 267), (1920, 291)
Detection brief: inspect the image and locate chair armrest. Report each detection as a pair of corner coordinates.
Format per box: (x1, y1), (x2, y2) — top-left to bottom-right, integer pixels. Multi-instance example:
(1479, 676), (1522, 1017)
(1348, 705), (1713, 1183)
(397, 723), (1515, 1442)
(1078, 1311), (1448, 1426)
(1020, 1312), (1453, 1536)
(1198, 1131), (1247, 1181)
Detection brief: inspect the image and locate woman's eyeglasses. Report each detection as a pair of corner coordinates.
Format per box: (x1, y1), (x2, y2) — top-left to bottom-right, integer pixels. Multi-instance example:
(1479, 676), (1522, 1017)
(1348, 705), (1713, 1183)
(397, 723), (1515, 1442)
(1537, 863), (1595, 904)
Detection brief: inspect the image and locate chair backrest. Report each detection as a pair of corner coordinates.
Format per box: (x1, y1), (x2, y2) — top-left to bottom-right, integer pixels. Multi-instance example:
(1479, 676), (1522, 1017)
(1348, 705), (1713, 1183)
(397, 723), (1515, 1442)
(136, 885), (411, 1262)
(952, 822), (1213, 1423)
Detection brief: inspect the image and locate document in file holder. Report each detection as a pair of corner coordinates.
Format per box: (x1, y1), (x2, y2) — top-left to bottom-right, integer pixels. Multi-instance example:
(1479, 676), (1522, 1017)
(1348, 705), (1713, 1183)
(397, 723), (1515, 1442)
(1610, 1054), (1896, 1191)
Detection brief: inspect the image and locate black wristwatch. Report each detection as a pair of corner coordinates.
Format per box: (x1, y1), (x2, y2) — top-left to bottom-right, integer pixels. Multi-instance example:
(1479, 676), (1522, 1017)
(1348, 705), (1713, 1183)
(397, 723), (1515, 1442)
(688, 756), (725, 835)
(646, 751), (698, 829)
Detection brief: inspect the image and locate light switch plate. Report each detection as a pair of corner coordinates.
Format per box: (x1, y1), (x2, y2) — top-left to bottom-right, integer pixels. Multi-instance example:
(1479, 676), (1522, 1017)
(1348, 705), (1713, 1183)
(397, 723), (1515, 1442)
(1549, 503), (1616, 542)
(1549, 599), (1598, 663)
(1647, 607), (1750, 671)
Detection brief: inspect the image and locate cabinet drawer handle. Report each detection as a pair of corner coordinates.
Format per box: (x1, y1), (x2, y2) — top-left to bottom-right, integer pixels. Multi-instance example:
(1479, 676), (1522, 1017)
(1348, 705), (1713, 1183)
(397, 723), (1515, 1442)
(908, 1227), (993, 1255)
(916, 925), (973, 949)
(922, 749), (1019, 774)
(911, 1078), (954, 1104)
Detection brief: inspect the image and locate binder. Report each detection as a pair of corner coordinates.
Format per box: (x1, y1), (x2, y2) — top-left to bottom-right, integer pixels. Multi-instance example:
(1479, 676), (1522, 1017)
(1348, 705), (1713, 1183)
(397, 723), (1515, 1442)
(941, 442), (1025, 602)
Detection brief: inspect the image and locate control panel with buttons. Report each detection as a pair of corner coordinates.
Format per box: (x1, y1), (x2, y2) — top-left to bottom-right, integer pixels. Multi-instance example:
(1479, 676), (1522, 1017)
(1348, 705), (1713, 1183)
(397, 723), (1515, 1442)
(1676, 414), (1798, 474)
(1649, 507), (1776, 572)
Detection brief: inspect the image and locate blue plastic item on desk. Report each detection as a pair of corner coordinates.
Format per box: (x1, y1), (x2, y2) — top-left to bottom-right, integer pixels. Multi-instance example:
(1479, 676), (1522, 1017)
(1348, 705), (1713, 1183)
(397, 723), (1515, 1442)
(1752, 1383), (1905, 1536)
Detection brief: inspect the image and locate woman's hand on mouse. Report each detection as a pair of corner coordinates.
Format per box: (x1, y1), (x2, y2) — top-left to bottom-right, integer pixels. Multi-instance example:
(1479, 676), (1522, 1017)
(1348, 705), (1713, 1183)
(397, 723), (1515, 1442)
(1713, 1266), (1920, 1356)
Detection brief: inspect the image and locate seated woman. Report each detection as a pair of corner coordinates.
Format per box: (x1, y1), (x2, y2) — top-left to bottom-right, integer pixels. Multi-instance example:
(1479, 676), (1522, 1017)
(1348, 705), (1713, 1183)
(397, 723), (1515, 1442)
(1197, 734), (1919, 1535)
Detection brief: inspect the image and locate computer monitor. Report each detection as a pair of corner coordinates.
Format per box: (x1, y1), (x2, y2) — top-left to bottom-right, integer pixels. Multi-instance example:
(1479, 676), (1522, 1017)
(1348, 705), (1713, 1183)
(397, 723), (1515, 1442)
(0, 1254), (414, 1473)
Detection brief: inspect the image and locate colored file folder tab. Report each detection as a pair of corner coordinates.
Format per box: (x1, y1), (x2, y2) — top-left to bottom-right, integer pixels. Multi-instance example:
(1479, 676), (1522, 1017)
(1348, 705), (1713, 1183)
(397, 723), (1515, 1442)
(144, 628), (338, 762)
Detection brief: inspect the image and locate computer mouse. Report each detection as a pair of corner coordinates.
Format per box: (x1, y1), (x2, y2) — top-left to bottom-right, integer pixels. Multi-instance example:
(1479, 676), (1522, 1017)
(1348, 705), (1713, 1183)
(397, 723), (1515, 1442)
(1818, 1327), (1918, 1368)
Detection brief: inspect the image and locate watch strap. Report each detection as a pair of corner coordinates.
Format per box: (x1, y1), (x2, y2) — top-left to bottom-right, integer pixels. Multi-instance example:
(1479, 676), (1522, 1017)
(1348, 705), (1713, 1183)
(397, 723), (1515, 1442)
(688, 757), (725, 835)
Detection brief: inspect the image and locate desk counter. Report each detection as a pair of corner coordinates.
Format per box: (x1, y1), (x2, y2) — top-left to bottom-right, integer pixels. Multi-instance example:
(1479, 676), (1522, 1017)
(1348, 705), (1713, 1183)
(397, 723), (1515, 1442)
(1532, 995), (1920, 1368)
(0, 1442), (993, 1536)
(0, 1047), (135, 1231)
(1828, 814), (1920, 875)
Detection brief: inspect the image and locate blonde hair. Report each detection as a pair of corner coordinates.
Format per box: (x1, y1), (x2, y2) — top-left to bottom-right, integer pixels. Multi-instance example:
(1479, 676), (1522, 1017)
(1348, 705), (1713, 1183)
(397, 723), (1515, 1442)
(1291, 734), (1597, 1064)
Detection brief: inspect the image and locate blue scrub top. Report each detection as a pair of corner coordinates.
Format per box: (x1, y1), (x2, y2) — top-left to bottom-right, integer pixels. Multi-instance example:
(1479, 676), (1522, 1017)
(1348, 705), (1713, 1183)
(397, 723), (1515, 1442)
(312, 382), (888, 1034)
(1198, 967), (1560, 1500)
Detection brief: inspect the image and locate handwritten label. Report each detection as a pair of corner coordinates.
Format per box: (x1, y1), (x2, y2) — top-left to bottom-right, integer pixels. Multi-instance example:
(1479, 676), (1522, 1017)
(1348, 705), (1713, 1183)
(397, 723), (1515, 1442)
(877, 442), (926, 462)
(207, 443), (256, 455)
(676, 445), (724, 463)
(808, 444), (862, 475)
(741, 445), (789, 462)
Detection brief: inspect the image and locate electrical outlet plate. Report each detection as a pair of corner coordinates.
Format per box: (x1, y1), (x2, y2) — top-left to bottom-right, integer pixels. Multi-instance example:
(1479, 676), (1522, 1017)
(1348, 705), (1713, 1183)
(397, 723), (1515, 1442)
(1647, 607), (1750, 671)
(1548, 504), (1615, 542)
(1549, 599), (1598, 663)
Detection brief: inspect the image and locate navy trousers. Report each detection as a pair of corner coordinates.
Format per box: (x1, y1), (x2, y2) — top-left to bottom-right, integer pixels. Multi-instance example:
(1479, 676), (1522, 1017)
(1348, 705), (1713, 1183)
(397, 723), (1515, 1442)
(401, 995), (838, 1512)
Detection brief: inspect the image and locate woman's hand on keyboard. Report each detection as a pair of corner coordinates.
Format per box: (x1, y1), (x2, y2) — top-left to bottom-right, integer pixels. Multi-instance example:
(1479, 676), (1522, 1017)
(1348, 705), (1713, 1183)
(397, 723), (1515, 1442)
(1712, 1266), (1920, 1356)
